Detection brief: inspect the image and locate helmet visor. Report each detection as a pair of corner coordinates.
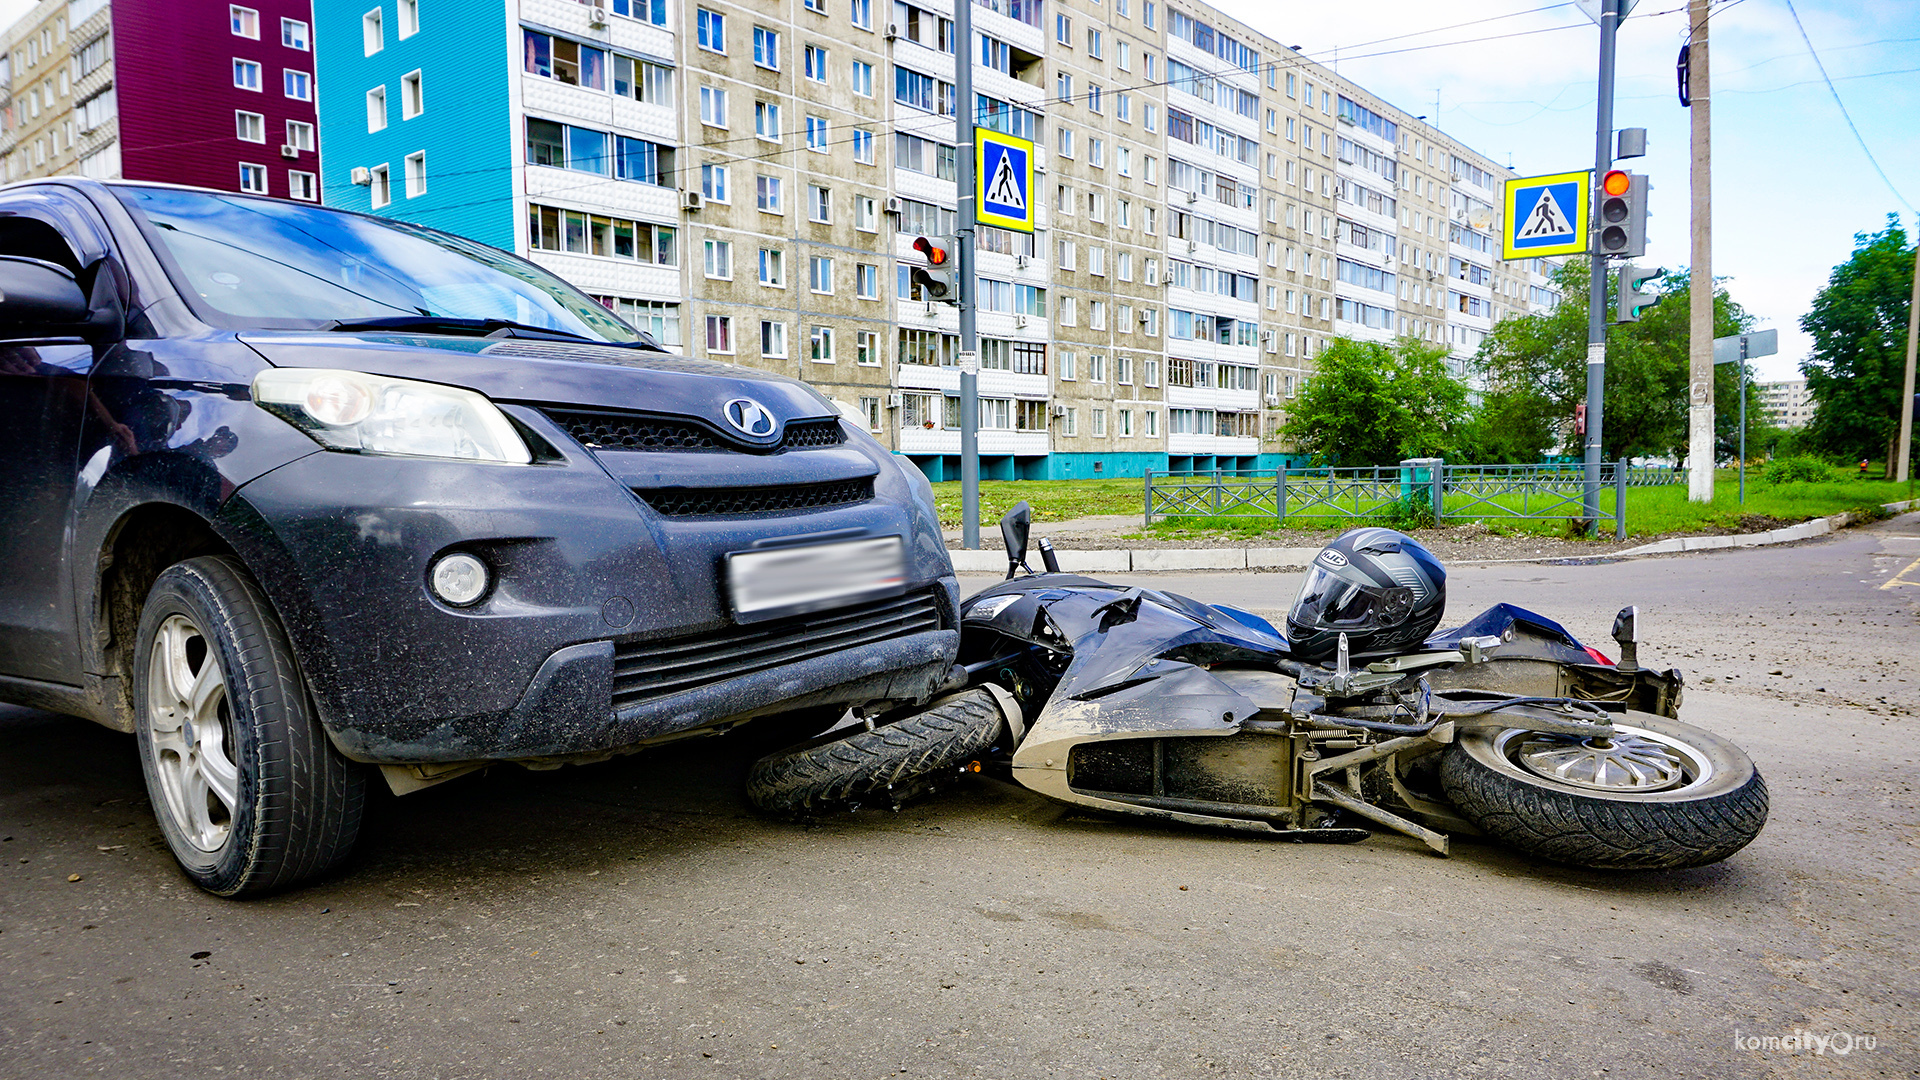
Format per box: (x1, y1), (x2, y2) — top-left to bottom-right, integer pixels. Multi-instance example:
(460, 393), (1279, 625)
(1290, 566), (1415, 632)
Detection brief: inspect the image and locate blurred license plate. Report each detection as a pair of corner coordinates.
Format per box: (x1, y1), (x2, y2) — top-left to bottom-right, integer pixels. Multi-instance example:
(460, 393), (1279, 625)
(727, 535), (906, 622)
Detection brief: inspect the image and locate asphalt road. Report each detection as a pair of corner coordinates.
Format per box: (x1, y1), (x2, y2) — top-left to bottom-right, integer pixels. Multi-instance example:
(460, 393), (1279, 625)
(3, 515), (1916, 1080)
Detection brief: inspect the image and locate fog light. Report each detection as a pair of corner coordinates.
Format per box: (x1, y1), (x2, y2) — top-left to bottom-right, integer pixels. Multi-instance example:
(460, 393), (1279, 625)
(430, 553), (489, 606)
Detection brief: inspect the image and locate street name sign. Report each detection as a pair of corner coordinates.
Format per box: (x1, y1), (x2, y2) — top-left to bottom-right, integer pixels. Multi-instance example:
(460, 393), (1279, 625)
(976, 130), (1035, 233)
(1502, 170), (1591, 260)
(1713, 329), (1779, 364)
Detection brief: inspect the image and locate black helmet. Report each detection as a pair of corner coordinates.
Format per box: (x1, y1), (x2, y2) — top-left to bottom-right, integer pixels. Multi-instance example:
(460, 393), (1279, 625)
(1286, 527), (1447, 662)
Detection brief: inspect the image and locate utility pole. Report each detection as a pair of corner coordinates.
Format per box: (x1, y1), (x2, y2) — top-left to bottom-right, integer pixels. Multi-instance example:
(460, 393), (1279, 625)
(1582, 0), (1622, 527)
(954, 0), (980, 548)
(1899, 233), (1918, 483)
(1686, 0), (1715, 502)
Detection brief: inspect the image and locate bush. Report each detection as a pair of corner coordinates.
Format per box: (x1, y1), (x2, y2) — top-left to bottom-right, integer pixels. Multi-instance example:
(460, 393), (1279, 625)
(1759, 454), (1836, 486)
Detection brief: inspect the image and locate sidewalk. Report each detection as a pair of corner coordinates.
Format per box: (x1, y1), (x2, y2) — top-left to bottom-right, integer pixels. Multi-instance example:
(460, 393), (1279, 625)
(941, 500), (1920, 574)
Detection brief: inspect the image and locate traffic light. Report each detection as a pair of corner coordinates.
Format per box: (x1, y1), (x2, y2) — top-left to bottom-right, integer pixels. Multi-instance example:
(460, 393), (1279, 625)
(1595, 169), (1648, 258)
(909, 235), (958, 304)
(1616, 263), (1662, 323)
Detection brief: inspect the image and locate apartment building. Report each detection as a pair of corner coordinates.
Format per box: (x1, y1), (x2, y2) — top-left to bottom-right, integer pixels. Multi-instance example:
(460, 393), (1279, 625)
(0, 0), (322, 200)
(313, 0), (1554, 481)
(1757, 379), (1813, 429)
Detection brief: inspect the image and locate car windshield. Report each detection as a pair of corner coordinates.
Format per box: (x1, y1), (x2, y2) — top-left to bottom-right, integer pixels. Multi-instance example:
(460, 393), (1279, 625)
(113, 185), (644, 343)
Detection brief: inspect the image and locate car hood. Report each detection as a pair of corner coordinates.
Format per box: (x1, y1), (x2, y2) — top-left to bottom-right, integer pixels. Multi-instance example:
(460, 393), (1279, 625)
(239, 331), (839, 424)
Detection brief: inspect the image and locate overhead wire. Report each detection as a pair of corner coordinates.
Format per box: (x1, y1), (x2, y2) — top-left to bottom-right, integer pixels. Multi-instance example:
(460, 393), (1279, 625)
(1780, 0), (1914, 215)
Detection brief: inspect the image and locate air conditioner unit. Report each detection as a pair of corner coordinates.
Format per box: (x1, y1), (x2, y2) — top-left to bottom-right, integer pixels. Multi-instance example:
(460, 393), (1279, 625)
(884, 22), (898, 39)
(350, 166), (371, 186)
(1137, 309), (1151, 324)
(1260, 329), (1275, 342)
(1264, 393), (1281, 406)
(1050, 405), (1068, 417)
(887, 392), (904, 409)
(1185, 190), (1198, 204)
(588, 2), (609, 26)
(280, 144), (299, 159)
(1186, 240), (1198, 253)
(1015, 254), (1030, 268)
(884, 196), (902, 214)
(1014, 314), (1029, 328)
(681, 190), (705, 211)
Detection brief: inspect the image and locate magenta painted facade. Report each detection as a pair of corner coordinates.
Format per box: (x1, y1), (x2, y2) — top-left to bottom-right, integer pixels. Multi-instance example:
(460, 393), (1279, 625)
(115, 0), (320, 200)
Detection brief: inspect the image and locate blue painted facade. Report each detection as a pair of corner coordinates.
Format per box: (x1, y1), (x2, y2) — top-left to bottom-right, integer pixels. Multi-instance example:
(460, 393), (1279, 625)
(901, 452), (1314, 483)
(312, 0), (516, 250)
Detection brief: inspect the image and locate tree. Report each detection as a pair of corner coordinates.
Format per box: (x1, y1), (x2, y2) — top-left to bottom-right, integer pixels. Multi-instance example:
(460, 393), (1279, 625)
(1472, 259), (1753, 463)
(1800, 218), (1916, 472)
(1281, 338), (1470, 466)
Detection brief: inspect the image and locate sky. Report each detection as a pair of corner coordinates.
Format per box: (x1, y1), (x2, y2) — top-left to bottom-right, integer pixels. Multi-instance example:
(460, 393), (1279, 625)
(5, 0), (1913, 379)
(1211, 0), (1920, 380)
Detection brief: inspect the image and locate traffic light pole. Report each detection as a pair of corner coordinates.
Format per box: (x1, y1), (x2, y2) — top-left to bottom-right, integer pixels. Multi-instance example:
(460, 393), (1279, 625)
(954, 0), (981, 549)
(1582, 0), (1620, 529)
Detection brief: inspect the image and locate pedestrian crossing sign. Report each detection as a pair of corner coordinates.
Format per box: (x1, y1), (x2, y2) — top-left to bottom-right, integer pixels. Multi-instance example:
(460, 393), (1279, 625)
(1502, 170), (1590, 260)
(976, 130), (1035, 233)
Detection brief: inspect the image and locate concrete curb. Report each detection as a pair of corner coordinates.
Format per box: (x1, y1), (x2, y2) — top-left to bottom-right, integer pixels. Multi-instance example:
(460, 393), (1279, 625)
(948, 499), (1920, 573)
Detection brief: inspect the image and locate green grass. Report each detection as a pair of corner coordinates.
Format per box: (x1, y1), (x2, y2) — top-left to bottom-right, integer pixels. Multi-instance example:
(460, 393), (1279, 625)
(930, 471), (1917, 539)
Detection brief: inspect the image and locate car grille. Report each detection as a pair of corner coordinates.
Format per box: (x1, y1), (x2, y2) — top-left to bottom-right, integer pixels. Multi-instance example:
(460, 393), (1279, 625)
(540, 408), (844, 453)
(612, 591), (945, 709)
(633, 477), (874, 517)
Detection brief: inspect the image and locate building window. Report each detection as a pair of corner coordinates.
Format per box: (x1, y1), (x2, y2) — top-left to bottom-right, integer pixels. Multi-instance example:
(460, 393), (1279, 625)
(404, 150), (425, 197)
(851, 129), (875, 165)
(1062, 407), (1077, 436)
(761, 320), (788, 358)
(757, 174), (783, 213)
(809, 185), (831, 223)
(754, 100), (779, 140)
(362, 7), (381, 54)
(857, 330), (879, 365)
(286, 120), (314, 152)
(855, 195), (878, 231)
(281, 17), (309, 49)
(697, 8), (726, 53)
(238, 162), (267, 193)
(368, 163), (390, 207)
(235, 110), (265, 143)
(366, 85), (386, 131)
(850, 0), (871, 30)
(283, 69), (311, 100)
(1144, 409), (1158, 436)
(400, 70), (421, 117)
(805, 0), (825, 11)
(230, 5), (258, 38)
(759, 247), (784, 286)
(809, 255), (833, 294)
(704, 238), (732, 279)
(700, 163), (729, 202)
(753, 25), (779, 68)
(398, 0), (418, 37)
(233, 59), (262, 91)
(856, 262), (878, 299)
(805, 44), (828, 82)
(810, 325), (835, 362)
(852, 59), (873, 96)
(705, 315), (733, 354)
(287, 170), (317, 201)
(699, 86), (728, 128)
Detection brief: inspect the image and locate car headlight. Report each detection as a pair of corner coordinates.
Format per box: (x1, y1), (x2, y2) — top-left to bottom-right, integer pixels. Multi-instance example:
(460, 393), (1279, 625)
(252, 368), (531, 464)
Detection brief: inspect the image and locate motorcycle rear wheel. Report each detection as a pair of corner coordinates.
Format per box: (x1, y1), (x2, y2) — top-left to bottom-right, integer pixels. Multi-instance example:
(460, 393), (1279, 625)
(1439, 712), (1767, 870)
(745, 689), (1006, 816)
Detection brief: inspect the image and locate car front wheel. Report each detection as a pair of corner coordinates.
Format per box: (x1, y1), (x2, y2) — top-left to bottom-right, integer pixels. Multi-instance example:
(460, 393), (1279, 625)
(134, 556), (366, 896)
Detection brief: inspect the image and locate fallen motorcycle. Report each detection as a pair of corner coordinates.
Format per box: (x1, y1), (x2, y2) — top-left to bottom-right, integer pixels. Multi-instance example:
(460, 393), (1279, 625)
(747, 506), (1769, 870)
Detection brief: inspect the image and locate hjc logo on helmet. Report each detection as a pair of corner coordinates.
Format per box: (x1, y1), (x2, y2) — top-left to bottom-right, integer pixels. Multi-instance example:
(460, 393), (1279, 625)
(1317, 549), (1350, 569)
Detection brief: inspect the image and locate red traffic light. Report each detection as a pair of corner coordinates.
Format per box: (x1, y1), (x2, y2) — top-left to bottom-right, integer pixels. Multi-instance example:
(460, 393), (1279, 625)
(1601, 169), (1631, 197)
(912, 236), (949, 266)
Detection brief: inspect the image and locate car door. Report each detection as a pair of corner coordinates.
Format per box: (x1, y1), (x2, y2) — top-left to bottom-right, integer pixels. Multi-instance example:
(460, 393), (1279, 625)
(0, 191), (116, 685)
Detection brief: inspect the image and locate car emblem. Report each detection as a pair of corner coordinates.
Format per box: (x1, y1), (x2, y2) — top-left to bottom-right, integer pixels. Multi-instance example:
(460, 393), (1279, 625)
(722, 397), (777, 438)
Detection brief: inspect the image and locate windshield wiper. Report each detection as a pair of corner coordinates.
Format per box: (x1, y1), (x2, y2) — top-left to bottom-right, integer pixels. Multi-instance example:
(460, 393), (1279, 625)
(318, 315), (614, 345)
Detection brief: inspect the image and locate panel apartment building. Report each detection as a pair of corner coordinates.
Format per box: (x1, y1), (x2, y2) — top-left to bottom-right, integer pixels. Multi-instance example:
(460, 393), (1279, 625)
(0, 0), (322, 200)
(313, 0), (1558, 481)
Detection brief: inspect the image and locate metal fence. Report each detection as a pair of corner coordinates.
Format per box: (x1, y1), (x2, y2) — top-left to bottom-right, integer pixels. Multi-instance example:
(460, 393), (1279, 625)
(1143, 460), (1686, 539)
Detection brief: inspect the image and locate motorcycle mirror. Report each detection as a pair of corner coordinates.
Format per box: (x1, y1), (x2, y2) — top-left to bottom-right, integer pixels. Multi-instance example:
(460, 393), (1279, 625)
(1611, 606), (1640, 671)
(1000, 501), (1033, 580)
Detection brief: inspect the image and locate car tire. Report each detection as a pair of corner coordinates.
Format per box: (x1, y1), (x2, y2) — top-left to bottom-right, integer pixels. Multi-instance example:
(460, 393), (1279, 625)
(1438, 712), (1767, 870)
(134, 556), (367, 896)
(745, 688), (1006, 815)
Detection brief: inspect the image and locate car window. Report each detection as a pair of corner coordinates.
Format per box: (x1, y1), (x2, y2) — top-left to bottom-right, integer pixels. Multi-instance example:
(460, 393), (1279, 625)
(112, 185), (642, 343)
(0, 216), (82, 274)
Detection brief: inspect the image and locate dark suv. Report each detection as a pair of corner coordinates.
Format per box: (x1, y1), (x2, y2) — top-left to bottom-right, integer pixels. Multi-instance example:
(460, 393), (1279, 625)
(0, 180), (958, 895)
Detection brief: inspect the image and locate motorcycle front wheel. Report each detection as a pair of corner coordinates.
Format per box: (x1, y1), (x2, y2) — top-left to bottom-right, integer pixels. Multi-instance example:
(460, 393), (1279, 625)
(745, 688), (1006, 816)
(1438, 712), (1768, 870)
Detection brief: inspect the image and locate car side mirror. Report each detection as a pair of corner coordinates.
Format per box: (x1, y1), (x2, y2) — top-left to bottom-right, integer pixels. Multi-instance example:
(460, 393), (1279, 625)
(0, 256), (91, 328)
(999, 500), (1032, 580)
